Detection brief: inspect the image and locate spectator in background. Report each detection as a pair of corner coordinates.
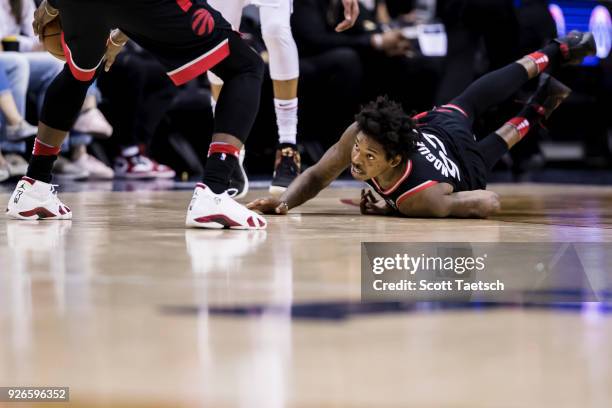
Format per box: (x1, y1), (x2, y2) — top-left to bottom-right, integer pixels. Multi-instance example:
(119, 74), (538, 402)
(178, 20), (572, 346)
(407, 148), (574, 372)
(292, 0), (438, 113)
(0, 55), (37, 178)
(435, 0), (520, 104)
(0, 0), (114, 180)
(509, 0), (558, 174)
(97, 43), (176, 179)
(0, 62), (37, 181)
(516, 0), (557, 56)
(0, 63), (37, 140)
(0, 148), (6, 182)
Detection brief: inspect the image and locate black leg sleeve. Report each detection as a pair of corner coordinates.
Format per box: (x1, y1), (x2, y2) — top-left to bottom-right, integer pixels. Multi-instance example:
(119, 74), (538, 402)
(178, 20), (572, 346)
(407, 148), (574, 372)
(39, 65), (97, 131)
(477, 132), (510, 170)
(449, 63), (529, 123)
(209, 32), (265, 143)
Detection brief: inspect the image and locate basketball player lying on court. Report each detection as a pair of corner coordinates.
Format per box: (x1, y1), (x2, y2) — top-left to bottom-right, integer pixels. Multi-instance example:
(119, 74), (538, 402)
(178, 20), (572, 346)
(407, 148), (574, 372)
(4, 0), (358, 230)
(248, 31), (596, 219)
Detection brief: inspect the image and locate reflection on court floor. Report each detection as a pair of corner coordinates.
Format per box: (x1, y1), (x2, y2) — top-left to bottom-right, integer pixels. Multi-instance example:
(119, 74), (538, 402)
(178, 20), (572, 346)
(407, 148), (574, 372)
(1, 184), (611, 407)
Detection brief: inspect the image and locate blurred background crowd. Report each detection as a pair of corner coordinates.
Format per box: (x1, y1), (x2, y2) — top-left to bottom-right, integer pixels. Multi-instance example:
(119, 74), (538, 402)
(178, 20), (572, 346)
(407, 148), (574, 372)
(1, 0), (611, 185)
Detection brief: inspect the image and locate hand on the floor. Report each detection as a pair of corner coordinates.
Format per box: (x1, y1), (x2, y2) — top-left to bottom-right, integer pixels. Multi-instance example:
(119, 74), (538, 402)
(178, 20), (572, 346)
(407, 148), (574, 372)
(335, 0), (360, 32)
(247, 197), (289, 215)
(360, 189), (393, 216)
(471, 190), (502, 218)
(33, 0), (59, 42)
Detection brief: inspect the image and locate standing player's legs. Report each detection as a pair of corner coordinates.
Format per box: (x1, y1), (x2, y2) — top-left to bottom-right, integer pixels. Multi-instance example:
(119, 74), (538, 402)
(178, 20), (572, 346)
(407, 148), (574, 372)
(258, 0), (302, 195)
(6, 2), (109, 220)
(113, 0), (266, 229)
(206, 0), (249, 198)
(205, 32), (264, 194)
(184, 32), (267, 229)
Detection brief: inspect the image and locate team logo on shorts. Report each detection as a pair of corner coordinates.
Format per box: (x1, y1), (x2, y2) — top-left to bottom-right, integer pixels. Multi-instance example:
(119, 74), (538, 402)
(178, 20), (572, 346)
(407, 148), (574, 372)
(191, 8), (215, 37)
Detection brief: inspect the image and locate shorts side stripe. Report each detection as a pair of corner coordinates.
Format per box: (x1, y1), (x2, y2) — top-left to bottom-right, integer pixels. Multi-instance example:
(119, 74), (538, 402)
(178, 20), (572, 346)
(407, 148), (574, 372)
(167, 39), (230, 86)
(176, 0), (193, 12)
(61, 33), (103, 82)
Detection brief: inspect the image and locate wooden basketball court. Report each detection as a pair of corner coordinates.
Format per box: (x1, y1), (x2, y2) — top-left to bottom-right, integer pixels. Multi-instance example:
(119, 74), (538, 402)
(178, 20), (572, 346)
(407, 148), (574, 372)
(1, 183), (611, 407)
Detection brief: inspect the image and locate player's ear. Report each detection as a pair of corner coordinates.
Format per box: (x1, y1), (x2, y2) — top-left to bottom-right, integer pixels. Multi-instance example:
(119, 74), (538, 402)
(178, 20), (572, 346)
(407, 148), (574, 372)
(389, 154), (403, 168)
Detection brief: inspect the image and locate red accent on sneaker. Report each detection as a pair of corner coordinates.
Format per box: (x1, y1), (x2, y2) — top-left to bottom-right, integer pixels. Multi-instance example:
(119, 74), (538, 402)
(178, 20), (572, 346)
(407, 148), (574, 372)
(526, 52), (550, 74)
(59, 206), (66, 215)
(507, 117), (531, 139)
(247, 216), (256, 228)
(32, 138), (61, 156)
(21, 176), (36, 185)
(19, 207), (57, 219)
(196, 183), (207, 190)
(208, 142), (240, 159)
(258, 218), (265, 227)
(194, 214), (241, 227)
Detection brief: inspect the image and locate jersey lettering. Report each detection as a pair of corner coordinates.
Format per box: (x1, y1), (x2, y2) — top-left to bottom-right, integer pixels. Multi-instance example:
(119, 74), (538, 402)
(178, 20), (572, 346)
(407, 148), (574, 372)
(417, 133), (461, 181)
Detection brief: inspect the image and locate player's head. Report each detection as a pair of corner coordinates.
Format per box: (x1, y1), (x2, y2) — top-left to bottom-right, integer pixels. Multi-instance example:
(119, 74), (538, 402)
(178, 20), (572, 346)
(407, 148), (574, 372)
(351, 96), (420, 181)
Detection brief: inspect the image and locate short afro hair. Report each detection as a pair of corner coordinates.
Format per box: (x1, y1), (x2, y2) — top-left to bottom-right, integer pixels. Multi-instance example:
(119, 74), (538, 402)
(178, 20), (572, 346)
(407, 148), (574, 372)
(355, 96), (421, 161)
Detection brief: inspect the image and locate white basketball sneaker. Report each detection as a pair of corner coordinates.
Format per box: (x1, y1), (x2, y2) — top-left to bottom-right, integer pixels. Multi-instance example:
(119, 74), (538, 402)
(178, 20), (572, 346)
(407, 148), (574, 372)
(6, 177), (72, 220)
(185, 183), (267, 230)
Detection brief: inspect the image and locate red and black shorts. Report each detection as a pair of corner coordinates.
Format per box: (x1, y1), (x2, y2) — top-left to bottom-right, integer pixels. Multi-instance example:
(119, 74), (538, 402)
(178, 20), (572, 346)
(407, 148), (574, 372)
(52, 0), (233, 85)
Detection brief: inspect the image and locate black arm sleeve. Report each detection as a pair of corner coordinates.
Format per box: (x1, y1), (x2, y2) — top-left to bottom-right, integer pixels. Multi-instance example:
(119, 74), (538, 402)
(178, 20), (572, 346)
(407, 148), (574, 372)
(291, 0), (372, 56)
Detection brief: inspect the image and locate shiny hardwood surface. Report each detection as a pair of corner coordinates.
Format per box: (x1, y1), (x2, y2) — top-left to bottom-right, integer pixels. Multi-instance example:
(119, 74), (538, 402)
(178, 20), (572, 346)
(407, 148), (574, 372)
(1, 183), (611, 407)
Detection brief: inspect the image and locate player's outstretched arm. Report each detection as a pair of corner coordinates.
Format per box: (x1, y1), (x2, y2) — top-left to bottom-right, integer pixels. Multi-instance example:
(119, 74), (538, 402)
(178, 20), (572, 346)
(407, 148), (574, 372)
(397, 184), (501, 218)
(248, 123), (358, 215)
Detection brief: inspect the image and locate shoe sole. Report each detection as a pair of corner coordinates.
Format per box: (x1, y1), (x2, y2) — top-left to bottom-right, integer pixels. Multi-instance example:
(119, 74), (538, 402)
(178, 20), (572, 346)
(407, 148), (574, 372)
(185, 214), (266, 230)
(6, 209), (72, 221)
(544, 76), (572, 118)
(564, 32), (597, 65)
(186, 220), (265, 230)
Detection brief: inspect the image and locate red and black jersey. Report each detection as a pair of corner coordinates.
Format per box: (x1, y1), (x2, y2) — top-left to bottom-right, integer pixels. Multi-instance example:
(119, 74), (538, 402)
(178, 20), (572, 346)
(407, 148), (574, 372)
(365, 106), (488, 211)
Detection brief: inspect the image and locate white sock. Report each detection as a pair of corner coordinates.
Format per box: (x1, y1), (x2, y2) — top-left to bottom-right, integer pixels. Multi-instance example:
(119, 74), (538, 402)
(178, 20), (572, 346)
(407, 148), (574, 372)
(210, 95), (217, 117)
(274, 98), (298, 145)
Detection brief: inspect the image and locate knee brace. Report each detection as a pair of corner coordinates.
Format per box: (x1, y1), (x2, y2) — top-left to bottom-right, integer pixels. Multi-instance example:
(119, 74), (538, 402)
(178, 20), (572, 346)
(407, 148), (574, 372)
(260, 6), (299, 80)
